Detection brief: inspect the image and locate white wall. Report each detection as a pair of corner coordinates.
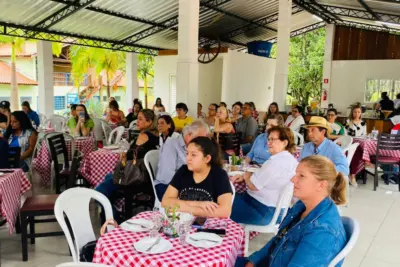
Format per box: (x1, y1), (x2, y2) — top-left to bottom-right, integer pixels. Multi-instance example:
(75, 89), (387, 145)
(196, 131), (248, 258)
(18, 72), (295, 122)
(154, 55), (223, 113)
(330, 60), (400, 114)
(221, 50), (275, 111)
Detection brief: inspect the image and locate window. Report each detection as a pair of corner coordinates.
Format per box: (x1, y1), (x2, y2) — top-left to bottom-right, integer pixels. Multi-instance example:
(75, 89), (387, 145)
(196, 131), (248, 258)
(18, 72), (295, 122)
(365, 79), (399, 102)
(67, 94), (79, 104)
(20, 97), (32, 104)
(0, 97), (10, 102)
(115, 96), (121, 102)
(54, 96), (66, 110)
(169, 74), (176, 113)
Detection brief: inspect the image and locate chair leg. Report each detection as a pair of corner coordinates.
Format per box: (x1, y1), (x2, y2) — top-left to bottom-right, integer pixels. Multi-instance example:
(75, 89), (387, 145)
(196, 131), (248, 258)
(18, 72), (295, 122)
(21, 214), (28, 261)
(374, 172), (378, 191)
(15, 215), (21, 234)
(244, 228), (250, 257)
(29, 216), (35, 244)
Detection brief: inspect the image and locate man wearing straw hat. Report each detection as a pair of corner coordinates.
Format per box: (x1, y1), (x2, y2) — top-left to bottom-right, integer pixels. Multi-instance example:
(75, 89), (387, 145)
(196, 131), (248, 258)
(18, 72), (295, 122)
(300, 116), (349, 177)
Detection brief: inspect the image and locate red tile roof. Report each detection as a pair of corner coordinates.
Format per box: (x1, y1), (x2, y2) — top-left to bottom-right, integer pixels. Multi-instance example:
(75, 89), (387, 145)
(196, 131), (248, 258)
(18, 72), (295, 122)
(0, 61), (38, 85)
(0, 43), (37, 57)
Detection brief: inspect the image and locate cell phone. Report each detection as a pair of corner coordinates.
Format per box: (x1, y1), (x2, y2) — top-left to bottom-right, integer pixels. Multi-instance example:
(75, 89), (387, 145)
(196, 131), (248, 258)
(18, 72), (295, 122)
(197, 228), (226, 236)
(79, 112), (85, 118)
(192, 217), (207, 229)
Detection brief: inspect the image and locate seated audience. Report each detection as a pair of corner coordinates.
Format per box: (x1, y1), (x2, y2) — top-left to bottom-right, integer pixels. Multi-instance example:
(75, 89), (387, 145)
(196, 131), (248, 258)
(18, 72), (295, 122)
(285, 105), (305, 132)
(249, 102), (259, 121)
(155, 120), (210, 200)
(230, 102), (242, 123)
(326, 108), (345, 139)
(4, 111), (38, 172)
(236, 102), (259, 155)
(123, 102), (142, 127)
(197, 103), (206, 119)
(66, 104), (94, 137)
(0, 100), (11, 132)
(106, 100), (125, 124)
(162, 136), (233, 218)
(21, 101), (40, 127)
(236, 155), (347, 267)
(173, 103), (193, 132)
(153, 97), (166, 113)
(214, 106), (235, 138)
(377, 92), (394, 111)
(204, 103), (218, 128)
(266, 102), (279, 118)
(246, 114), (284, 165)
(345, 104), (366, 137)
(158, 115), (179, 148)
(103, 96), (115, 116)
(300, 116), (349, 179)
(96, 109), (159, 219)
(231, 126), (297, 225)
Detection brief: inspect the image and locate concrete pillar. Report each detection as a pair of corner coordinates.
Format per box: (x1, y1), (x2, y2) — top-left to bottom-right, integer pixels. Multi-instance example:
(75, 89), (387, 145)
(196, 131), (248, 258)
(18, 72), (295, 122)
(37, 41), (54, 115)
(273, 0), (292, 111)
(321, 24), (335, 108)
(126, 52), (139, 112)
(176, 0), (200, 117)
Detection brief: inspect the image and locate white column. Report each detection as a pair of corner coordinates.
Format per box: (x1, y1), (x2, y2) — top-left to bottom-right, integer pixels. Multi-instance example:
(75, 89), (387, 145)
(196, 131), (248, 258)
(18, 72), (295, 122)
(321, 24), (335, 108)
(273, 0), (292, 111)
(125, 52), (139, 112)
(176, 0), (200, 117)
(37, 41), (54, 115)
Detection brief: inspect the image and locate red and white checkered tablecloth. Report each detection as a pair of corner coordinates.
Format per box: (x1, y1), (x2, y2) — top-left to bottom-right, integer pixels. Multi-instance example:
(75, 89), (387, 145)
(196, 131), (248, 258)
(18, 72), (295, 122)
(32, 137), (96, 185)
(80, 148), (121, 187)
(0, 169), (31, 234)
(93, 211), (245, 267)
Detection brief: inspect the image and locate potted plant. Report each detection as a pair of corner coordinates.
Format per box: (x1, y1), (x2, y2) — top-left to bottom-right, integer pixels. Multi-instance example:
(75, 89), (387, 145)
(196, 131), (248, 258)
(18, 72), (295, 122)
(162, 205), (180, 238)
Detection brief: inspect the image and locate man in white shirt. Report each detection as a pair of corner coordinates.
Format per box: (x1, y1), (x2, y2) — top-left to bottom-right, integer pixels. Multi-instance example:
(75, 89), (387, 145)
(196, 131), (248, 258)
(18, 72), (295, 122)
(285, 105), (306, 132)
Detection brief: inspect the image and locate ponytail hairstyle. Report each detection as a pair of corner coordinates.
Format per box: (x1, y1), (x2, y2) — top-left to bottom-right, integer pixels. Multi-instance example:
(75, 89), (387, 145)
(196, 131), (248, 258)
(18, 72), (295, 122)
(300, 155), (347, 205)
(189, 136), (222, 167)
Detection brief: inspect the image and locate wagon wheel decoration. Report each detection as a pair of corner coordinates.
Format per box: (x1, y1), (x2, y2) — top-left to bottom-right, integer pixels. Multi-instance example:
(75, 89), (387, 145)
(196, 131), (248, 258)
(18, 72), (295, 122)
(198, 36), (221, 64)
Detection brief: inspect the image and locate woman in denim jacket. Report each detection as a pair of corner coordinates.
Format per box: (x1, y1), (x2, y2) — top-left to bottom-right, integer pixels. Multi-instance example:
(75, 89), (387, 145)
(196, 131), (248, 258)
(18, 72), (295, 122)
(236, 155), (348, 267)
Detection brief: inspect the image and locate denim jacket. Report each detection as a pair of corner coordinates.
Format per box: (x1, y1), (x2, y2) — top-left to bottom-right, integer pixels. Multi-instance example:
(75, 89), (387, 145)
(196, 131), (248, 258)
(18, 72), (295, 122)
(248, 197), (347, 267)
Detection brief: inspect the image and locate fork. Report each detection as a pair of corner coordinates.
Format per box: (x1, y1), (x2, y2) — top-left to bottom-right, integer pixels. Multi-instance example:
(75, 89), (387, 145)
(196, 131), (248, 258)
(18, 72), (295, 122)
(125, 221), (149, 229)
(146, 236), (161, 252)
(189, 237), (219, 243)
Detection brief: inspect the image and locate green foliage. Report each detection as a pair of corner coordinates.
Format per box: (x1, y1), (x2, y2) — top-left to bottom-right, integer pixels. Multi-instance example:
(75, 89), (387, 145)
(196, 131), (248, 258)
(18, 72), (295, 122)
(85, 98), (104, 118)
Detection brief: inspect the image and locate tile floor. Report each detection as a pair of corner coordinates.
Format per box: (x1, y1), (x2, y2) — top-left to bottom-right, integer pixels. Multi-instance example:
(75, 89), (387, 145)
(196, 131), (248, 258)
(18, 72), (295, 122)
(2, 177), (400, 267)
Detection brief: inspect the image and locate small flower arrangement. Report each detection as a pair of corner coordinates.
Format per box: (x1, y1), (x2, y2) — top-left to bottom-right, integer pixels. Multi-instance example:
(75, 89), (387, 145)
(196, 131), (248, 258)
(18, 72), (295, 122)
(162, 204), (180, 238)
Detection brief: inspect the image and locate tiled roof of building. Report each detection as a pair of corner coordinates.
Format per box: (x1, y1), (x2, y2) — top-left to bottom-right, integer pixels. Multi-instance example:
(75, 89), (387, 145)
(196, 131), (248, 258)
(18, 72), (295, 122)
(0, 61), (38, 85)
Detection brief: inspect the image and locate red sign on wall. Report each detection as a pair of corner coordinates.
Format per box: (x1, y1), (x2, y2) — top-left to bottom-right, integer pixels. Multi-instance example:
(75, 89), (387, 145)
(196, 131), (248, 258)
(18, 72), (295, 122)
(324, 78), (329, 84)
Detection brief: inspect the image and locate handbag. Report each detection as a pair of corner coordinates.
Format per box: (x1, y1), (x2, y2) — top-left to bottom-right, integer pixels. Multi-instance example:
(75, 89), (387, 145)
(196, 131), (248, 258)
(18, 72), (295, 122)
(112, 159), (147, 186)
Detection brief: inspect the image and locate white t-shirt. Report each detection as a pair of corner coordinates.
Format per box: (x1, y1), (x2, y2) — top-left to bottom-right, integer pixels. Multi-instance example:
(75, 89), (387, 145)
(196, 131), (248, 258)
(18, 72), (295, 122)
(248, 151), (298, 207)
(285, 115), (306, 132)
(159, 132), (180, 148)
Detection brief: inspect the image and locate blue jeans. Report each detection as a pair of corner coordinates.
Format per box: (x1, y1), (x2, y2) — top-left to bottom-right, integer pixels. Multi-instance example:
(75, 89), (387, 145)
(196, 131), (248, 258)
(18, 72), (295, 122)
(231, 192), (276, 225)
(155, 183), (168, 202)
(241, 143), (252, 156)
(95, 173), (119, 222)
(235, 257), (249, 267)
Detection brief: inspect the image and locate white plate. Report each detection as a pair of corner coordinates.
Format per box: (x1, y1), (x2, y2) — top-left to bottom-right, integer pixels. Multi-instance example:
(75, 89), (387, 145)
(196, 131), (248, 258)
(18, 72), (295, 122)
(120, 218), (154, 232)
(186, 232), (223, 248)
(103, 145), (120, 150)
(0, 172), (3, 176)
(228, 171), (244, 177)
(134, 237), (172, 254)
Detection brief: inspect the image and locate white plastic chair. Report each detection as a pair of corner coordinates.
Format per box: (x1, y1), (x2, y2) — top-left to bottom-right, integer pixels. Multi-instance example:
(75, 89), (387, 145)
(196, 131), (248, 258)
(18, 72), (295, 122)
(100, 121), (112, 145)
(230, 181), (235, 205)
(157, 112), (171, 117)
(292, 129), (304, 146)
(37, 112), (47, 126)
(128, 120), (137, 129)
(54, 188), (114, 263)
(343, 142), (359, 166)
(328, 216), (360, 267)
(144, 150), (160, 208)
(56, 262), (110, 267)
(243, 182), (294, 256)
(45, 115), (67, 132)
(93, 118), (107, 143)
(107, 126), (125, 145)
(334, 136), (353, 151)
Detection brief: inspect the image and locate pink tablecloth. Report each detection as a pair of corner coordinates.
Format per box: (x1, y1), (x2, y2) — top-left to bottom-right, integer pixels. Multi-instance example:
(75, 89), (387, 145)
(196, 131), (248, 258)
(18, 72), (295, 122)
(80, 148), (120, 187)
(32, 137), (96, 185)
(0, 169), (31, 234)
(93, 211), (245, 267)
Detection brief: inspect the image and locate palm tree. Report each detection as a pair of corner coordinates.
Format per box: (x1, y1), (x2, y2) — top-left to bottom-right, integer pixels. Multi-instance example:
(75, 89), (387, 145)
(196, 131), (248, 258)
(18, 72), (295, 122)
(137, 54), (154, 108)
(95, 49), (124, 98)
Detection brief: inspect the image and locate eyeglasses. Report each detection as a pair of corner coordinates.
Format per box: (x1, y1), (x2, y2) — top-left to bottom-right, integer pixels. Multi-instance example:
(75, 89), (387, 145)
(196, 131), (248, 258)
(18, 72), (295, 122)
(267, 138), (281, 143)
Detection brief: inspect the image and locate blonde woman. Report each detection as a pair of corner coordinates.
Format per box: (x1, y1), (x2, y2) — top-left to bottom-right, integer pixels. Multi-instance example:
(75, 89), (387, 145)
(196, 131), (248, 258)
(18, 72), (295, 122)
(236, 155), (347, 267)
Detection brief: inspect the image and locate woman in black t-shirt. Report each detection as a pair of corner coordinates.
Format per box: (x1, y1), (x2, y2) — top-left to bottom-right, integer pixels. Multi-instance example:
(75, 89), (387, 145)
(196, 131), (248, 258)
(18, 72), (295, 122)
(162, 136), (233, 218)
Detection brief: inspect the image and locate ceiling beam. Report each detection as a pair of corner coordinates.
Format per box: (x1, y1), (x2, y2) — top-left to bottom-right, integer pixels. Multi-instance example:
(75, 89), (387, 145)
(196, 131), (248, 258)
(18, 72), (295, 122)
(293, 0), (334, 23)
(267, 21), (326, 42)
(336, 20), (400, 34)
(309, 0), (342, 21)
(34, 0), (96, 29)
(357, 0), (381, 20)
(0, 21), (160, 55)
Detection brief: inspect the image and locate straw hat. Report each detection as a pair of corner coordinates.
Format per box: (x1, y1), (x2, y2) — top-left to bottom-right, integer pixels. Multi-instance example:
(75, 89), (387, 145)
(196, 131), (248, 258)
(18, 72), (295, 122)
(303, 116), (332, 133)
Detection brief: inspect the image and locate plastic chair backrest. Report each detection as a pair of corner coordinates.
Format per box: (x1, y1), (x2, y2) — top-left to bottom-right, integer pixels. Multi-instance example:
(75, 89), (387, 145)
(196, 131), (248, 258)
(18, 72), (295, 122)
(129, 120), (137, 129)
(343, 143), (359, 165)
(45, 115), (66, 132)
(93, 118), (106, 142)
(37, 113), (47, 126)
(292, 129), (304, 146)
(54, 188), (114, 263)
(107, 126), (125, 145)
(328, 216), (360, 267)
(334, 136), (353, 151)
(144, 150), (160, 207)
(100, 121), (112, 145)
(270, 182), (294, 225)
(230, 181), (235, 205)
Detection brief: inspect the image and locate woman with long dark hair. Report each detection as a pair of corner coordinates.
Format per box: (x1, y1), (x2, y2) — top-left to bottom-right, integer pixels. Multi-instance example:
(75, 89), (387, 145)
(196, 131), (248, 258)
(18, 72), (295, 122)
(123, 102), (143, 127)
(158, 115), (179, 147)
(4, 111), (38, 171)
(266, 102), (279, 118)
(66, 104), (94, 137)
(153, 97), (166, 113)
(106, 100), (125, 124)
(162, 136), (233, 218)
(21, 101), (40, 127)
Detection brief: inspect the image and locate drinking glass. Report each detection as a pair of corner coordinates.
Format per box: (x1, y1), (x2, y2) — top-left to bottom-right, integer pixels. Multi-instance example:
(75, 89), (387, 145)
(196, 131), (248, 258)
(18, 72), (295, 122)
(177, 222), (189, 245)
(149, 207), (163, 238)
